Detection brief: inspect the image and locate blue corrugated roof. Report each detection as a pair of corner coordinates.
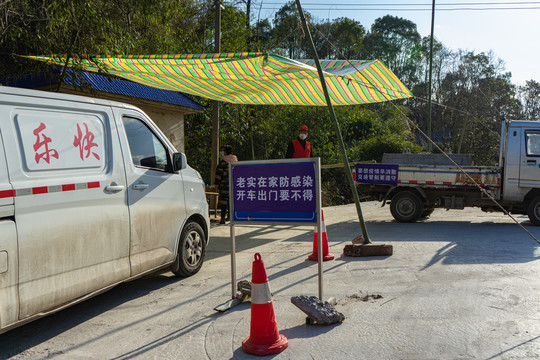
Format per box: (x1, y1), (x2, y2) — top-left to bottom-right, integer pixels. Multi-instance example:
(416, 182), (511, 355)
(5, 71), (204, 111)
(6, 73), (54, 88)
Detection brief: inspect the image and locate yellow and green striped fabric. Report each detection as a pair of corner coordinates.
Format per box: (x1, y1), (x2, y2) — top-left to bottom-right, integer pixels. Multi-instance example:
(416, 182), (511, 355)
(27, 53), (413, 106)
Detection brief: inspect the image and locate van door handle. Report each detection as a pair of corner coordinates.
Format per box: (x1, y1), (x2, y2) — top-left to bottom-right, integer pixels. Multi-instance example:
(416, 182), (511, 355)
(105, 184), (125, 193)
(132, 183), (149, 191)
(527, 160), (537, 165)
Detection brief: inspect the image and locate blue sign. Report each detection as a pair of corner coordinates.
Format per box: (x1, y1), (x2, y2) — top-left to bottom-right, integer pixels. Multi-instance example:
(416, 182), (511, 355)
(355, 163), (399, 186)
(232, 161), (317, 223)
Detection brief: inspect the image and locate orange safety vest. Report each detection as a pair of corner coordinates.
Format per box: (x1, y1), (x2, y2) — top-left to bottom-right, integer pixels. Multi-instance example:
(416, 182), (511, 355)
(292, 139), (311, 158)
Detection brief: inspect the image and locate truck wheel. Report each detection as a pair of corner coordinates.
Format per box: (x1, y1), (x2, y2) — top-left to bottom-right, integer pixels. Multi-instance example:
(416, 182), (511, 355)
(390, 191), (423, 223)
(171, 221), (206, 277)
(527, 196), (540, 225)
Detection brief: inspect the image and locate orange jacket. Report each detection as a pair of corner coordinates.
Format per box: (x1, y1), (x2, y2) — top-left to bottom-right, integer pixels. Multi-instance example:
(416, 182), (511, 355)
(292, 139), (311, 158)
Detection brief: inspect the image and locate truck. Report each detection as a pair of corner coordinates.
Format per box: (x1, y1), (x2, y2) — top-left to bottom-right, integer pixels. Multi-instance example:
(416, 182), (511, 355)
(355, 120), (540, 225)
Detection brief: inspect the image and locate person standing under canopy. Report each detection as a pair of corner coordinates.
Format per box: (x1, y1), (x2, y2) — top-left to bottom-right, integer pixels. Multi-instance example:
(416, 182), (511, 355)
(286, 124), (312, 158)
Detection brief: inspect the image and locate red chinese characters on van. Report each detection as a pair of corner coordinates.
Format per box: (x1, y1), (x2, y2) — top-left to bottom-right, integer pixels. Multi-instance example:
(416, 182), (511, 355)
(73, 122), (100, 161)
(33, 122), (59, 164)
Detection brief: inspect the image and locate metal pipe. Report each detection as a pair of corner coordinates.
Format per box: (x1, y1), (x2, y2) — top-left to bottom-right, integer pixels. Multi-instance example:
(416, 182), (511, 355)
(315, 158), (323, 300)
(210, 0), (221, 185)
(427, 0), (436, 151)
(229, 162), (237, 298)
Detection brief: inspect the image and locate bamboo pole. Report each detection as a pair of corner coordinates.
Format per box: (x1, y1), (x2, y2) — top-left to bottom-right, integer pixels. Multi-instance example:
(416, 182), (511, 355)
(294, 0), (371, 244)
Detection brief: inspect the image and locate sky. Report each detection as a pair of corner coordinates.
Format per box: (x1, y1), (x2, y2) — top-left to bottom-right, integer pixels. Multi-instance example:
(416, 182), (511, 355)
(252, 1), (540, 86)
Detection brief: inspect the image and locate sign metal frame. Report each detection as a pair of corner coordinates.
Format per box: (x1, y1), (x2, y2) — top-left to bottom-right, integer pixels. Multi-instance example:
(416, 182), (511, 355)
(228, 158), (324, 300)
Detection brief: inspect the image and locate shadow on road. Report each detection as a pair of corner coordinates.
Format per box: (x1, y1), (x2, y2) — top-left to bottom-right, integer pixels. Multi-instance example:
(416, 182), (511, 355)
(0, 274), (189, 358)
(327, 217), (540, 267)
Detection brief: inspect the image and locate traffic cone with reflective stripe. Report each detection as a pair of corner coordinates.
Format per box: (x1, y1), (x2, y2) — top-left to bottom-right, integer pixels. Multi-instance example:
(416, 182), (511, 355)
(242, 253), (288, 356)
(308, 209), (334, 261)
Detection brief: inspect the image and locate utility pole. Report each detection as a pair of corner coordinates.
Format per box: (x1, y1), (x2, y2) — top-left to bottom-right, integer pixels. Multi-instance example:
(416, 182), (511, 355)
(427, 0), (436, 151)
(246, 0), (251, 49)
(210, 0), (221, 185)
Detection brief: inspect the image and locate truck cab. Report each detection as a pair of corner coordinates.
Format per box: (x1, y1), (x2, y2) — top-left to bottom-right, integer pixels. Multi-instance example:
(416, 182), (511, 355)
(501, 120), (540, 223)
(357, 120), (540, 225)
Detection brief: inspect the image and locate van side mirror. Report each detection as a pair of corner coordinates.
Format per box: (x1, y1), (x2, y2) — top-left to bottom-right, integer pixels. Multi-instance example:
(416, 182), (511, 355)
(172, 152), (187, 172)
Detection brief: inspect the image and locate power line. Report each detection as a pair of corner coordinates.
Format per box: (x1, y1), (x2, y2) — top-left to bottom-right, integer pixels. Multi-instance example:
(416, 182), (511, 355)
(260, 6), (540, 11)
(262, 1), (540, 5)
(259, 1), (540, 11)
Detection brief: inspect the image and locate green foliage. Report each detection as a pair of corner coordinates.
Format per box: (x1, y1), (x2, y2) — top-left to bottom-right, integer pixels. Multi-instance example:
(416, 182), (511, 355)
(252, 19), (273, 52)
(330, 18), (365, 59)
(0, 0), (207, 79)
(271, 1), (308, 58)
(308, 17), (366, 60)
(221, 3), (250, 52)
(362, 15), (422, 86)
(519, 80), (540, 120)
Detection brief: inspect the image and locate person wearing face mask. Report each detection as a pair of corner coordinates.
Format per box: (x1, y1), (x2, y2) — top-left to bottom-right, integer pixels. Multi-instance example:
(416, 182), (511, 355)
(286, 124), (312, 158)
(215, 145), (237, 224)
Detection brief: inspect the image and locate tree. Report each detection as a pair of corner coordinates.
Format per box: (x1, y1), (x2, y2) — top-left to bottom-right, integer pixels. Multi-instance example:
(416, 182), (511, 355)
(272, 1), (310, 59)
(307, 17), (366, 60)
(252, 18), (273, 52)
(437, 51), (522, 164)
(220, 3), (250, 52)
(308, 20), (333, 59)
(0, 0), (206, 81)
(362, 15), (422, 86)
(329, 17), (365, 60)
(519, 80), (540, 120)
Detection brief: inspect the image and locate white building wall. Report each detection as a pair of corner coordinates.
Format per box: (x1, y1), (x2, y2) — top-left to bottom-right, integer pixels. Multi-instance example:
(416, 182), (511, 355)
(142, 109), (185, 153)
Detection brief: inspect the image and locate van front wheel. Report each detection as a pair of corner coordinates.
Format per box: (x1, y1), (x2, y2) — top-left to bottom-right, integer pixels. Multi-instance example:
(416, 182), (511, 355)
(527, 196), (540, 225)
(171, 221), (206, 277)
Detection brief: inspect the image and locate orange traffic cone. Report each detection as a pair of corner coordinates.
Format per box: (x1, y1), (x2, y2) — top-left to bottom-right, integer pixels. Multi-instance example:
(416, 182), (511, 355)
(308, 209), (334, 261)
(242, 253), (288, 356)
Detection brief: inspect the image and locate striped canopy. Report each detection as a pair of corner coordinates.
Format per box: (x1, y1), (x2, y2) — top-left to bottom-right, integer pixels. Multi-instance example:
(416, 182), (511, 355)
(27, 53), (413, 106)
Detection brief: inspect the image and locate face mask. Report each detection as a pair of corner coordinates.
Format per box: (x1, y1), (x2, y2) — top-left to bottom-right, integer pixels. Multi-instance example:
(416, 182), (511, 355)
(219, 151), (225, 158)
(299, 133), (307, 140)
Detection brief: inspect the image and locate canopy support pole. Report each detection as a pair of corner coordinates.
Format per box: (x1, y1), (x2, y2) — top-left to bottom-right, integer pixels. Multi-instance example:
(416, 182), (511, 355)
(295, 0), (371, 244)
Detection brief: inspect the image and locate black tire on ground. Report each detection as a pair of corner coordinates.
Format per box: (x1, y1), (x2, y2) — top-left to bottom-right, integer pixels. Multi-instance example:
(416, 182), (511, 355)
(171, 221), (206, 277)
(527, 196), (540, 225)
(421, 207), (435, 218)
(390, 191), (424, 223)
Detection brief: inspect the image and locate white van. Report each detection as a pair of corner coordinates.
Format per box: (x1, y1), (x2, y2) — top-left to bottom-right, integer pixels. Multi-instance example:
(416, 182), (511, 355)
(0, 87), (209, 333)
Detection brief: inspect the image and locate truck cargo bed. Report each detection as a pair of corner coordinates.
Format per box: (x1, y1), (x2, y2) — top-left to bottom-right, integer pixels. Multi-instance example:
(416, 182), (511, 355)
(395, 165), (501, 188)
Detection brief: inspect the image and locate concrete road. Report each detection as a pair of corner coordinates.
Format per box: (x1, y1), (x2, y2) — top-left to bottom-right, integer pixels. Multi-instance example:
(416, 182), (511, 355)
(1, 202), (539, 359)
